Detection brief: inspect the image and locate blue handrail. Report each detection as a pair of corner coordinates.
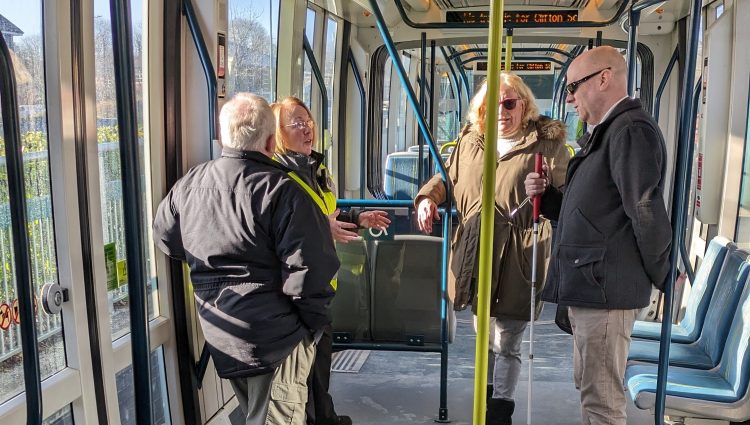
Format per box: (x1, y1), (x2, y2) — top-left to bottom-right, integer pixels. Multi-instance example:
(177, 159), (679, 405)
(367, 0), (448, 183)
(655, 0), (703, 422)
(654, 48), (679, 123)
(303, 34), (330, 151)
(440, 46), (463, 127)
(183, 0), (217, 159)
(0, 26), (43, 425)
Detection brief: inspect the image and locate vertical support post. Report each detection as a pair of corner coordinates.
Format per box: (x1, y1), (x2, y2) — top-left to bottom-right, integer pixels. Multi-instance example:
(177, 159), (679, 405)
(627, 6), (641, 97)
(474, 0), (503, 423)
(504, 28), (513, 73)
(110, 0), (153, 423)
(429, 40), (436, 180)
(419, 32), (426, 185)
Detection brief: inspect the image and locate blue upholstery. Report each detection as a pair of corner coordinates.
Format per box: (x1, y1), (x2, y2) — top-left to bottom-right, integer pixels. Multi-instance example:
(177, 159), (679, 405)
(384, 150), (451, 200)
(628, 247), (750, 369)
(626, 252), (750, 411)
(631, 236), (731, 343)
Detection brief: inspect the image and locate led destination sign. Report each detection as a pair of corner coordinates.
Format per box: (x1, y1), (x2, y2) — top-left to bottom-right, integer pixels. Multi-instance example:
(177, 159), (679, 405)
(476, 62), (553, 72)
(446, 10), (579, 25)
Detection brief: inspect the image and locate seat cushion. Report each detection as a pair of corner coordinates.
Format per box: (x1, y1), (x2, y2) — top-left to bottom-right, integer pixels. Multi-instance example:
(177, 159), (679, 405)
(626, 363), (738, 404)
(628, 339), (715, 369)
(631, 321), (692, 343)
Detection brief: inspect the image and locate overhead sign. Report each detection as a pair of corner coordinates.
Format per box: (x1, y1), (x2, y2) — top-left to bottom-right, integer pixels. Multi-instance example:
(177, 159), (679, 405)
(446, 10), (579, 25)
(476, 62), (553, 72)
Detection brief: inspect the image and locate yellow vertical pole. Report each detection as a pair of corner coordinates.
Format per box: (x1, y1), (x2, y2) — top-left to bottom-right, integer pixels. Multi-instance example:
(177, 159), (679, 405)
(504, 28), (513, 73)
(473, 0), (503, 424)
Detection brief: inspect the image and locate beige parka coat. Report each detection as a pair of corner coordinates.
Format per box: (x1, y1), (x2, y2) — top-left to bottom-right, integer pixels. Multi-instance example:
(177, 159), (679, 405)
(416, 116), (570, 321)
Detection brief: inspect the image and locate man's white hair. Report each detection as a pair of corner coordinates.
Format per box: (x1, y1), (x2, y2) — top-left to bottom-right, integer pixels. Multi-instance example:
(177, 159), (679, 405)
(219, 93), (274, 151)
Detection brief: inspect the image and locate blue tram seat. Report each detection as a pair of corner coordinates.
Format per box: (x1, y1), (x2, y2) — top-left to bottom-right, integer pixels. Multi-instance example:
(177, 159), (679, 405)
(631, 236), (732, 343)
(627, 248), (750, 369)
(384, 149), (452, 200)
(625, 254), (750, 422)
(370, 235), (454, 344)
(331, 239), (371, 341)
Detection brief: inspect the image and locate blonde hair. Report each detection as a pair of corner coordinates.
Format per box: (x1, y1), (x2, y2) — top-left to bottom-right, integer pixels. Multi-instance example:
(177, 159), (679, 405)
(467, 72), (540, 136)
(271, 96), (316, 154)
(218, 93), (274, 151)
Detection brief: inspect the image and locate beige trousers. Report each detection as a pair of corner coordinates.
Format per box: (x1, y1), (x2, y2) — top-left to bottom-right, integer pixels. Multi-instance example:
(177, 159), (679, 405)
(569, 307), (637, 425)
(230, 336), (316, 425)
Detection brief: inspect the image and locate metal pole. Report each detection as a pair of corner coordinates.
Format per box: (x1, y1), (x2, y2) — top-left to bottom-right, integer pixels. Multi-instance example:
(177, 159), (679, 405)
(429, 40), (436, 180)
(419, 32), (426, 186)
(348, 51), (367, 199)
(504, 28), (513, 72)
(655, 0), (703, 423)
(303, 35), (329, 154)
(110, 0), (153, 423)
(627, 4), (641, 97)
(0, 30), (43, 425)
(653, 48), (679, 123)
(474, 1), (503, 423)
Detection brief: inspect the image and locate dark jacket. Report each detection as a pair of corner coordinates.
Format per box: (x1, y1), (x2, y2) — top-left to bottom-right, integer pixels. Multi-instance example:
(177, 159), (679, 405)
(540, 98), (672, 309)
(416, 116), (570, 320)
(275, 150), (360, 223)
(152, 148), (340, 378)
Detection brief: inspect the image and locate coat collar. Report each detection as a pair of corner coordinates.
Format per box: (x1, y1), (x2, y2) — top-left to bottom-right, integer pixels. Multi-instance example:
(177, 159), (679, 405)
(221, 147), (291, 172)
(577, 97), (643, 157)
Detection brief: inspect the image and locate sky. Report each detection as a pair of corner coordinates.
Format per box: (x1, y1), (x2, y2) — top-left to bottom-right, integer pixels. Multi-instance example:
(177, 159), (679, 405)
(1, 0), (143, 38)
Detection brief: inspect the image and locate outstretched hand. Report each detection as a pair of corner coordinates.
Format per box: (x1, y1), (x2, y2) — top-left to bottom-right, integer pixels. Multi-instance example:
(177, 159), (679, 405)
(329, 209), (360, 244)
(358, 210), (391, 230)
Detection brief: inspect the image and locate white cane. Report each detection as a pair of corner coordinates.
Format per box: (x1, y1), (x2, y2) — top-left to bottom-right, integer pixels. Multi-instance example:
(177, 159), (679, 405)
(528, 153), (543, 425)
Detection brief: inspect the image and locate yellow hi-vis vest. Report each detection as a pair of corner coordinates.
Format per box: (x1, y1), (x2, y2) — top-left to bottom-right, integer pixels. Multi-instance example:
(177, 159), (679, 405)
(284, 165), (339, 290)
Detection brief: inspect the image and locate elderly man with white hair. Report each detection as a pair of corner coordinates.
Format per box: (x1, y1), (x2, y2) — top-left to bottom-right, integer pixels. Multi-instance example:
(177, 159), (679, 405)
(153, 92), (339, 425)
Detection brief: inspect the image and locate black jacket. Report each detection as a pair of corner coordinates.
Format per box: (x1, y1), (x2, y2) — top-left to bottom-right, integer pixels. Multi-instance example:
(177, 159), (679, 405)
(153, 148), (339, 378)
(540, 98), (672, 309)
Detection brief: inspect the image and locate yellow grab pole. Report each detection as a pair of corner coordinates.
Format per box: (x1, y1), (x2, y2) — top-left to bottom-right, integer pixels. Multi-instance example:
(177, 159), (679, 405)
(473, 0), (503, 424)
(504, 28), (513, 73)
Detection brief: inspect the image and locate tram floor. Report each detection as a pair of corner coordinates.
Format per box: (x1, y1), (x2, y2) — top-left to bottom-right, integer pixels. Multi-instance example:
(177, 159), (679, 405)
(327, 305), (655, 425)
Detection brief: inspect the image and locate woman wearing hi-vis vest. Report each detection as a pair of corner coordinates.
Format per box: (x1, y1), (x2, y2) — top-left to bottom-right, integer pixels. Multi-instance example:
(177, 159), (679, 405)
(271, 97), (390, 425)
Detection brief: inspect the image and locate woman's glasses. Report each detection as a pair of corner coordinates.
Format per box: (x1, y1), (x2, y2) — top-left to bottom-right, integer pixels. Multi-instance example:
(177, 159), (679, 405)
(498, 98), (521, 111)
(285, 120), (315, 130)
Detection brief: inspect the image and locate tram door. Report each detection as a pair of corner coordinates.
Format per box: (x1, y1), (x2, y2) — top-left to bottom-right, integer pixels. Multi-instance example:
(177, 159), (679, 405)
(0, 1), (181, 424)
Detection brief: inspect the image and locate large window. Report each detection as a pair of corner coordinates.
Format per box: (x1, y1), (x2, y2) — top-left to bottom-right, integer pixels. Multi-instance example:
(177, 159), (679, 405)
(734, 81), (750, 248)
(0, 2), (66, 405)
(226, 0), (279, 101)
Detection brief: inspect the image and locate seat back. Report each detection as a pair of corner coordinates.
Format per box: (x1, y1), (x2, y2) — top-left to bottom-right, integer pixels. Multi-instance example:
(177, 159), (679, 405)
(384, 152), (424, 200)
(370, 235), (443, 343)
(679, 236), (732, 340)
(331, 239), (371, 341)
(718, 257), (750, 399)
(697, 247), (750, 365)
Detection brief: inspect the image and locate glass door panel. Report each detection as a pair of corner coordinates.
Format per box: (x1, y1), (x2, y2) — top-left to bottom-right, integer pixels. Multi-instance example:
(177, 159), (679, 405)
(0, 2), (66, 405)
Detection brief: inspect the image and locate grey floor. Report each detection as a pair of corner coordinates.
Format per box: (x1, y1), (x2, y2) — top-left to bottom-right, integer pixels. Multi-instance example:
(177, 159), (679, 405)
(327, 306), (655, 425)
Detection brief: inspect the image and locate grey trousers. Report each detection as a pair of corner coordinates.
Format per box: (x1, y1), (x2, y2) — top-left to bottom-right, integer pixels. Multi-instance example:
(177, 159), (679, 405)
(474, 316), (528, 401)
(229, 337), (316, 425)
(569, 307), (637, 425)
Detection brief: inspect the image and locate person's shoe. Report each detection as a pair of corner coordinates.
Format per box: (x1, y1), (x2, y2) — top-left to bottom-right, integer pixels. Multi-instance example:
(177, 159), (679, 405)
(334, 416), (352, 425)
(487, 398), (514, 425)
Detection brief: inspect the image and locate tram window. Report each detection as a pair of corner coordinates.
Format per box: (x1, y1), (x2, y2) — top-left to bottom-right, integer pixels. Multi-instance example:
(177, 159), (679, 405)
(734, 84), (750, 249)
(93, 0), (158, 341)
(302, 8), (316, 106)
(42, 404), (74, 425)
(115, 346), (172, 425)
(323, 17), (337, 133)
(225, 0), (279, 100)
(437, 73), (459, 142)
(0, 3), (66, 406)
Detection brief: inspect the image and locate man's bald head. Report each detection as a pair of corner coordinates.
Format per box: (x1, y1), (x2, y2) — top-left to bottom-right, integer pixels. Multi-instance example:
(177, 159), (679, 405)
(566, 46), (629, 125)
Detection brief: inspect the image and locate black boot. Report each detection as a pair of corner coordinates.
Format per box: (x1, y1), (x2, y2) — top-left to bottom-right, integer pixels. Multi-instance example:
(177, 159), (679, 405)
(487, 398), (514, 425)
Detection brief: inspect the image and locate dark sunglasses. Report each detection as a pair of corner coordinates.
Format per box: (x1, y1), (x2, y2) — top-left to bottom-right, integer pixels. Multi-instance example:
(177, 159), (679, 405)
(498, 98), (521, 111)
(565, 67), (611, 95)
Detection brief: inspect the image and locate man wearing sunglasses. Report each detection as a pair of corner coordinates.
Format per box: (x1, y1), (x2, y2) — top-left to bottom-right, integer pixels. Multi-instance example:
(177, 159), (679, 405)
(525, 46), (671, 425)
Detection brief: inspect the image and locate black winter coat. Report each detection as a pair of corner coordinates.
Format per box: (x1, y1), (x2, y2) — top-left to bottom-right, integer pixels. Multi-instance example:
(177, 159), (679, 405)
(540, 98), (672, 309)
(153, 148), (339, 378)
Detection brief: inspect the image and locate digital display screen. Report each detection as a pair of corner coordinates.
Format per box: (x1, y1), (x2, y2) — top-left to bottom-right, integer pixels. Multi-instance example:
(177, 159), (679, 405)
(446, 10), (579, 25)
(475, 62), (552, 72)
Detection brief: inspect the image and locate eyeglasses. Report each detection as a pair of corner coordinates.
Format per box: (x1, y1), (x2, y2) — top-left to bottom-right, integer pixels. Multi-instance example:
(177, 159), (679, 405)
(565, 67), (611, 95)
(498, 98), (521, 111)
(285, 120), (315, 130)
